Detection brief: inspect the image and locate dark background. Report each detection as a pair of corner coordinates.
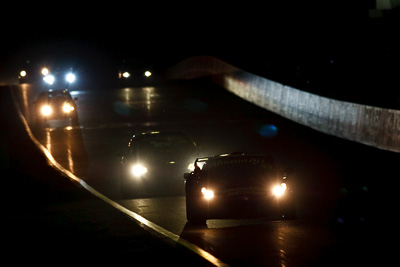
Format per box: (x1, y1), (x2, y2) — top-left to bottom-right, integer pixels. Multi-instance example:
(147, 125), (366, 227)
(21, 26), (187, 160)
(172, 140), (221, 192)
(1, 2), (399, 108)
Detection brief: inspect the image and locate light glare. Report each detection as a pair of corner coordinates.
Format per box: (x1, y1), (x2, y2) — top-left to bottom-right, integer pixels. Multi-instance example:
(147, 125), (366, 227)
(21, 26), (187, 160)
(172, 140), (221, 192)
(201, 187), (214, 200)
(272, 183), (287, 197)
(43, 75), (55, 85)
(66, 73), (76, 83)
(131, 164), (148, 177)
(41, 105), (52, 116)
(41, 68), (49, 76)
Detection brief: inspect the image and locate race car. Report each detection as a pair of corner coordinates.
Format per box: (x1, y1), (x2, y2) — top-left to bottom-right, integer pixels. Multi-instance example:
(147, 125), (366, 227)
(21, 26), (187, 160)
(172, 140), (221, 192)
(34, 89), (78, 128)
(120, 131), (198, 198)
(19, 65), (50, 84)
(42, 68), (76, 90)
(117, 59), (155, 86)
(184, 152), (295, 224)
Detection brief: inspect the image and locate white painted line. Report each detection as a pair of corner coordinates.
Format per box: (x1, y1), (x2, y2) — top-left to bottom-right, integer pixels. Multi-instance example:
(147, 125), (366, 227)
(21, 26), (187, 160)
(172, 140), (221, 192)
(11, 87), (229, 267)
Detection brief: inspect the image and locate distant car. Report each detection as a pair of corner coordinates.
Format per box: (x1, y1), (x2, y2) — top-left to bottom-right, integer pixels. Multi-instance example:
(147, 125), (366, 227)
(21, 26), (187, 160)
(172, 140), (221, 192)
(184, 152), (295, 224)
(34, 89), (78, 128)
(19, 65), (49, 84)
(41, 68), (76, 90)
(19, 64), (76, 90)
(120, 131), (198, 198)
(117, 59), (155, 86)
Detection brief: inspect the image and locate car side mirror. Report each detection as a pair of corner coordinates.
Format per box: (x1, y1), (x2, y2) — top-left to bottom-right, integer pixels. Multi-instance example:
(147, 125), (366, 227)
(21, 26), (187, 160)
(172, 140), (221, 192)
(184, 173), (192, 179)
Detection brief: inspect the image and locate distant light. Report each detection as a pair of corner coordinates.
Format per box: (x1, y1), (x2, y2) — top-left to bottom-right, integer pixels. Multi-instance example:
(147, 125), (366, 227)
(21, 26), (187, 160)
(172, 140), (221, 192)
(122, 72), (130, 78)
(43, 75), (55, 85)
(41, 68), (49, 76)
(144, 71), (152, 77)
(20, 70), (27, 77)
(66, 73), (76, 83)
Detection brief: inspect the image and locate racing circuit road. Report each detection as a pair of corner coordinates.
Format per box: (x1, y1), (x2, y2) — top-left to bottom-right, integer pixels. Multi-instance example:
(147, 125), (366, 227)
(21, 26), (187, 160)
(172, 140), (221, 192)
(12, 79), (397, 266)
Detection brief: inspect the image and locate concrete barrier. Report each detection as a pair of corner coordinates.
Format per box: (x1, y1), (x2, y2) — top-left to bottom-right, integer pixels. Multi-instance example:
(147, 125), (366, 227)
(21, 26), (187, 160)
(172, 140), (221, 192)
(168, 56), (400, 153)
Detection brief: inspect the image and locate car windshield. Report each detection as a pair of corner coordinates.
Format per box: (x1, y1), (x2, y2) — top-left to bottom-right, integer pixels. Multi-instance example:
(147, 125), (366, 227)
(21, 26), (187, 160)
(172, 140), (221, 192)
(134, 133), (195, 156)
(202, 156), (274, 179)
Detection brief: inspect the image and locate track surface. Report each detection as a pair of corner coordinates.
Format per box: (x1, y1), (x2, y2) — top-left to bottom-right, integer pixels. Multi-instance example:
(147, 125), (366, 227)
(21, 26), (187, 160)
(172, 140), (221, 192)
(13, 81), (397, 266)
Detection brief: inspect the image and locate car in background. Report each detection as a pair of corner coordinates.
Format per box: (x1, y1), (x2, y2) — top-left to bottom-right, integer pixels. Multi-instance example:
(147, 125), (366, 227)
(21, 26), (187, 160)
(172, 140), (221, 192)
(120, 131), (198, 198)
(19, 63), (50, 84)
(41, 68), (76, 90)
(34, 89), (78, 128)
(117, 59), (156, 86)
(184, 152), (295, 224)
(18, 63), (76, 90)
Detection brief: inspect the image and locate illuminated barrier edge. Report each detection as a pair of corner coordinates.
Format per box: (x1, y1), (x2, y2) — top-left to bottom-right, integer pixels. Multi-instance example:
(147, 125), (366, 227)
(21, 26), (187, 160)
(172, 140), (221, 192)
(168, 56), (400, 153)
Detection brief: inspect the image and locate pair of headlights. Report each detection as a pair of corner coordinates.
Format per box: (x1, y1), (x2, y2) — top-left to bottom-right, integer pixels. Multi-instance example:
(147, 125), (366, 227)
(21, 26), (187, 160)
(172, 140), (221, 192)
(200, 183), (287, 200)
(40, 103), (74, 116)
(43, 73), (76, 85)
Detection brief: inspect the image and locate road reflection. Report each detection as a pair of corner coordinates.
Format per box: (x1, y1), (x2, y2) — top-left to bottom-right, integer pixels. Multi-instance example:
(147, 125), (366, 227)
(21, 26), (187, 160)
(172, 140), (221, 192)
(179, 219), (333, 266)
(34, 127), (89, 177)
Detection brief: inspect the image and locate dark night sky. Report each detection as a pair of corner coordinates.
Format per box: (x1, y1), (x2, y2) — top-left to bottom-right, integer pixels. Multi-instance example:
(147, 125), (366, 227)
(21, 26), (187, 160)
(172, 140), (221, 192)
(2, 2), (369, 65)
(2, 1), (398, 109)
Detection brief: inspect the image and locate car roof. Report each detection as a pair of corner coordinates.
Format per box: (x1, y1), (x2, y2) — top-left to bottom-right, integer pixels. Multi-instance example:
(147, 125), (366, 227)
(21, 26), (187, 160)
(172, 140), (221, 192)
(195, 152), (273, 164)
(131, 131), (188, 139)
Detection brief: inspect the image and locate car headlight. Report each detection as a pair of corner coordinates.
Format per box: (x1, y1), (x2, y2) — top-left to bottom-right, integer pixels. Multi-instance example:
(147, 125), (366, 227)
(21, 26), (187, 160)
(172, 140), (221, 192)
(131, 164), (148, 177)
(63, 103), (75, 113)
(43, 75), (55, 85)
(201, 187), (214, 200)
(41, 68), (49, 76)
(187, 163), (195, 172)
(144, 71), (152, 77)
(272, 183), (287, 197)
(19, 70), (27, 77)
(41, 105), (52, 116)
(66, 73), (76, 83)
(122, 71), (130, 78)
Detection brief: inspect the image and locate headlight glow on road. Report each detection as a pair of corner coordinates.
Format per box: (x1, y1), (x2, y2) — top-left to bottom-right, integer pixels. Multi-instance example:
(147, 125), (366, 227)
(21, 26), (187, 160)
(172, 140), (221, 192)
(272, 183), (287, 197)
(201, 187), (214, 200)
(41, 105), (52, 116)
(131, 164), (148, 177)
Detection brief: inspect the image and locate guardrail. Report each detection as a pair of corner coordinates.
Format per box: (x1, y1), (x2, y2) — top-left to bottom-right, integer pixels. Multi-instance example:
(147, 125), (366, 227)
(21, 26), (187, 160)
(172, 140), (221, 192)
(167, 56), (400, 153)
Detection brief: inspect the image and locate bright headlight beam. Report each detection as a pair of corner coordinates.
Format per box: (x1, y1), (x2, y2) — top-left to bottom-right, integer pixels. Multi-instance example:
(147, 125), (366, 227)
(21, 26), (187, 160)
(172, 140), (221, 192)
(66, 73), (76, 83)
(41, 105), (52, 116)
(20, 70), (27, 77)
(131, 164), (148, 177)
(63, 103), (74, 113)
(43, 75), (55, 85)
(41, 68), (49, 76)
(272, 183), (287, 197)
(201, 187), (214, 200)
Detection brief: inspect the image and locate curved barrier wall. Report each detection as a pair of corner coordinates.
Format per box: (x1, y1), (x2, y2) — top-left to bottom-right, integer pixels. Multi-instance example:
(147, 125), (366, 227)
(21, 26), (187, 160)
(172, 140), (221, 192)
(168, 56), (400, 153)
